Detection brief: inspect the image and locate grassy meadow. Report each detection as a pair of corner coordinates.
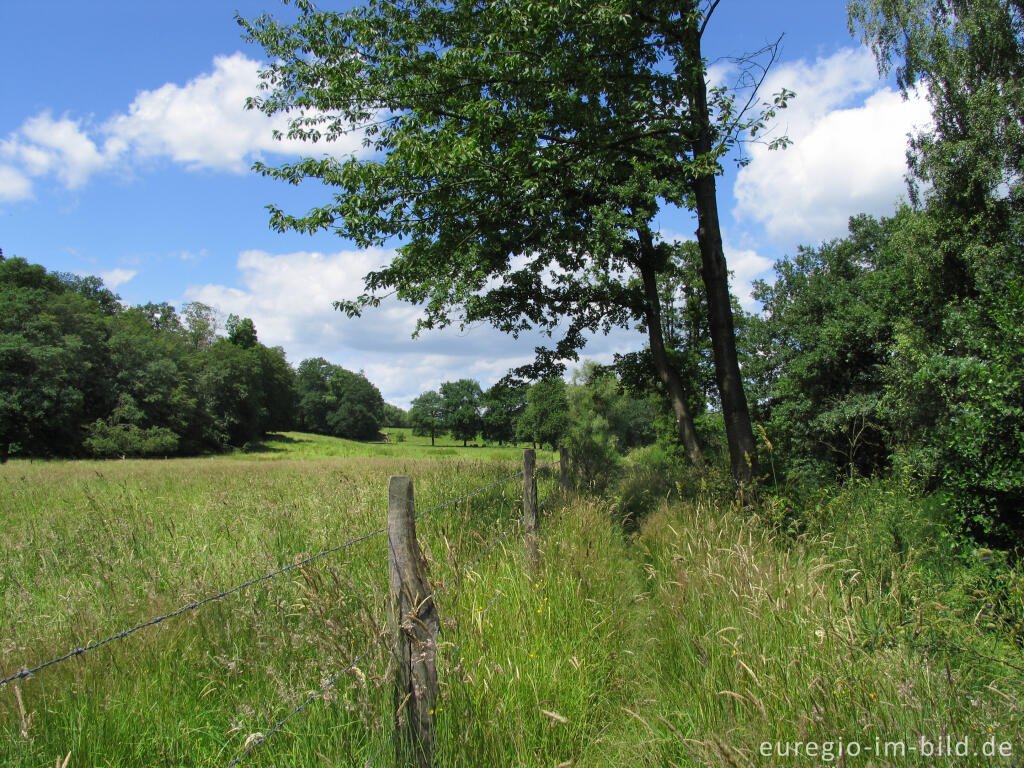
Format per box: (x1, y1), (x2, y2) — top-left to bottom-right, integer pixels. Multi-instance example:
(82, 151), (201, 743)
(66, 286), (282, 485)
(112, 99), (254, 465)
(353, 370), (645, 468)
(1, 434), (1022, 766)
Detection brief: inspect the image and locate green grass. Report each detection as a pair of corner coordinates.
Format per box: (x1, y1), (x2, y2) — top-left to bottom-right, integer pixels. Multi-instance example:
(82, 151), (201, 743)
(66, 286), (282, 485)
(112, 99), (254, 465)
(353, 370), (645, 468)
(235, 429), (554, 463)
(1, 436), (1021, 766)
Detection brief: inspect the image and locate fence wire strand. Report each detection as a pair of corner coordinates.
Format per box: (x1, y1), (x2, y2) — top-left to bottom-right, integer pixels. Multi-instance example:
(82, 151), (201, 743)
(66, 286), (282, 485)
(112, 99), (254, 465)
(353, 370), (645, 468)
(225, 644), (375, 768)
(229, 482), (559, 767)
(414, 466), (524, 520)
(0, 525), (387, 687)
(2, 461), (538, 688)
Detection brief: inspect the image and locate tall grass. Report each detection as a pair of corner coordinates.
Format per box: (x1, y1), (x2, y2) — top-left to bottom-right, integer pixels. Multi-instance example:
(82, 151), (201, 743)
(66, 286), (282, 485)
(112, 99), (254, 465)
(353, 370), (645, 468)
(2, 441), (1021, 766)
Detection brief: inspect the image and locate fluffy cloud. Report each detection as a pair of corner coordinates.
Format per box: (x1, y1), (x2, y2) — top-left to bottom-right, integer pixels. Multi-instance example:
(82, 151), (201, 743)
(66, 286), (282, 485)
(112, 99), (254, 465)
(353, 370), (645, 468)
(183, 248), (646, 407)
(3, 53), (367, 192)
(106, 53), (366, 173)
(1, 113), (121, 192)
(733, 47), (932, 245)
(726, 244), (773, 312)
(98, 268), (137, 289)
(0, 164), (32, 202)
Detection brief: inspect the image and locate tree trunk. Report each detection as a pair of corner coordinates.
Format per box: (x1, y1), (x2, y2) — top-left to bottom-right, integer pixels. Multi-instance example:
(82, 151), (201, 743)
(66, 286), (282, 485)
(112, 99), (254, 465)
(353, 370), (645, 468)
(637, 249), (705, 469)
(683, 18), (759, 488)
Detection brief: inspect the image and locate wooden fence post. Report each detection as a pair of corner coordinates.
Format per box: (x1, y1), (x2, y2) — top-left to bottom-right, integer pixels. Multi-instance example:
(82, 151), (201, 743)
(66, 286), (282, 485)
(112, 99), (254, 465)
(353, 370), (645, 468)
(522, 449), (539, 563)
(388, 476), (438, 768)
(559, 446), (569, 492)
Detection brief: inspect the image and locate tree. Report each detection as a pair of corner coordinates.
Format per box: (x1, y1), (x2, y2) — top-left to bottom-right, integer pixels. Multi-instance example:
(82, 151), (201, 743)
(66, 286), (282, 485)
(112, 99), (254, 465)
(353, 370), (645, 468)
(294, 357), (383, 439)
(409, 390), (444, 446)
(0, 257), (111, 459)
(240, 0), (791, 487)
(439, 379), (482, 446)
(846, 0), (1024, 544)
(382, 402), (409, 428)
(181, 301), (219, 351)
(517, 377), (570, 450)
(327, 367), (385, 440)
(481, 382), (526, 446)
(226, 314), (259, 349)
(746, 213), (911, 479)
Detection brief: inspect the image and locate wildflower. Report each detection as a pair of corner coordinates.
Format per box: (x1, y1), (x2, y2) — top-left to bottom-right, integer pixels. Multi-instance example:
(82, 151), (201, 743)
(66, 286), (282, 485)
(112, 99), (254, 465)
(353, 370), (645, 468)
(815, 629), (826, 640)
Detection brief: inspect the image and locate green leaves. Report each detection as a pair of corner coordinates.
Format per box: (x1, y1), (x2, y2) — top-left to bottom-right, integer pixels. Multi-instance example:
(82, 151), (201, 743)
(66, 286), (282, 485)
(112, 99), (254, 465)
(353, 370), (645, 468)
(241, 0), (786, 375)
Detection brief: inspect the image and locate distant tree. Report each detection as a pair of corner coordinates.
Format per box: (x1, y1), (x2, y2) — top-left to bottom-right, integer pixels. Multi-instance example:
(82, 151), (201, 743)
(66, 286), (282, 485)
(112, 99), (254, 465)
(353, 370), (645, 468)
(294, 357), (383, 440)
(0, 257), (110, 459)
(99, 305), (198, 453)
(382, 402), (409, 428)
(440, 379), (483, 446)
(226, 314), (258, 349)
(180, 301), (219, 351)
(327, 368), (385, 440)
(255, 345), (298, 433)
(481, 382), (526, 446)
(517, 377), (569, 450)
(295, 357), (333, 434)
(409, 390), (445, 446)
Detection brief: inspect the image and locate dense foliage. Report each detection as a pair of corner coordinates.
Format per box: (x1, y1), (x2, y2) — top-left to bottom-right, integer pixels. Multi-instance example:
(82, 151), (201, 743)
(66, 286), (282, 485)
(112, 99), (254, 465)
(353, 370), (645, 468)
(739, 0), (1024, 547)
(294, 357), (387, 441)
(0, 257), (401, 459)
(239, 0), (787, 484)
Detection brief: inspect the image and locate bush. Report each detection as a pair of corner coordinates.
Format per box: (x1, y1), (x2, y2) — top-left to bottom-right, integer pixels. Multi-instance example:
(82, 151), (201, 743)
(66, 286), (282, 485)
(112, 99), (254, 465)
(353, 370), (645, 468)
(565, 413), (620, 491)
(84, 421), (179, 458)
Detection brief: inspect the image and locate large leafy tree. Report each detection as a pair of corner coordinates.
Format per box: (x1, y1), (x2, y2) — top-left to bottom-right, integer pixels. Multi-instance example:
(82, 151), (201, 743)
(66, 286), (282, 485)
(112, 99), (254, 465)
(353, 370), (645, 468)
(481, 381), (526, 446)
(295, 356), (383, 439)
(240, 0), (790, 486)
(0, 258), (110, 460)
(409, 389), (445, 446)
(439, 378), (483, 446)
(517, 377), (570, 450)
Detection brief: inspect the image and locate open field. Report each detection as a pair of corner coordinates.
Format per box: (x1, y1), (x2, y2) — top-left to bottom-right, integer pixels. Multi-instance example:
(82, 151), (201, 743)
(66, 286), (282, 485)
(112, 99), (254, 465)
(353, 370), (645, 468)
(2, 436), (1022, 766)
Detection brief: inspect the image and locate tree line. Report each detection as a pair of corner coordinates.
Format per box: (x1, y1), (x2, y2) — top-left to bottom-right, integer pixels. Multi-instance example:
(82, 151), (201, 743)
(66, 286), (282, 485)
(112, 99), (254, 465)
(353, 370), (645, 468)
(0, 255), (405, 461)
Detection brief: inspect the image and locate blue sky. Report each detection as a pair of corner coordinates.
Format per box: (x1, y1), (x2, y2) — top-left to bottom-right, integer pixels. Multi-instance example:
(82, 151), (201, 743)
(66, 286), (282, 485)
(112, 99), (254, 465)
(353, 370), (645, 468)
(0, 1), (931, 408)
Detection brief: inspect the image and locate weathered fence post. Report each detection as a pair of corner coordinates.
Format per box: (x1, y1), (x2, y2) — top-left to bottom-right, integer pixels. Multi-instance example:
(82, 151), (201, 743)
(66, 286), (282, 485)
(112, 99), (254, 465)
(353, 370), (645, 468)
(559, 446), (569, 492)
(388, 476), (438, 768)
(522, 449), (539, 563)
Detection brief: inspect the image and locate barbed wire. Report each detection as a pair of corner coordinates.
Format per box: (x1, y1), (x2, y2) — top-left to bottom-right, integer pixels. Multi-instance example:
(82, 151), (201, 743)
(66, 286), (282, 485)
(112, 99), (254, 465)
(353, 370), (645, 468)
(2, 462), (545, 688)
(0, 525), (389, 687)
(230, 486), (559, 767)
(414, 466), (524, 520)
(225, 644), (376, 768)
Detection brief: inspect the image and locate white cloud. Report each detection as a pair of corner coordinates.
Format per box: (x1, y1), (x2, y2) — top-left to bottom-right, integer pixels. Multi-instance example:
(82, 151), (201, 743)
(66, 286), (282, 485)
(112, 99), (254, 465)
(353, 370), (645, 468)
(182, 248), (648, 408)
(0, 164), (32, 202)
(733, 47), (932, 244)
(106, 53), (366, 173)
(3, 53), (368, 193)
(725, 243), (773, 312)
(99, 268), (137, 289)
(1, 113), (122, 190)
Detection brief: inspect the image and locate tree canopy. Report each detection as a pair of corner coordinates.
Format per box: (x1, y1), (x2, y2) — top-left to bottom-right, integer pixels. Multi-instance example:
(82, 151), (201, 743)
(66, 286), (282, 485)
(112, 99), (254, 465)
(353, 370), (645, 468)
(240, 0), (790, 485)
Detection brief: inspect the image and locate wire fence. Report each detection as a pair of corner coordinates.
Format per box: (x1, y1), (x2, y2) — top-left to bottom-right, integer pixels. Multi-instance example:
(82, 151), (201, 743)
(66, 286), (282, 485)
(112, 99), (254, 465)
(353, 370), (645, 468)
(228, 478), (559, 768)
(3, 453), (564, 768)
(1, 463), (551, 689)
